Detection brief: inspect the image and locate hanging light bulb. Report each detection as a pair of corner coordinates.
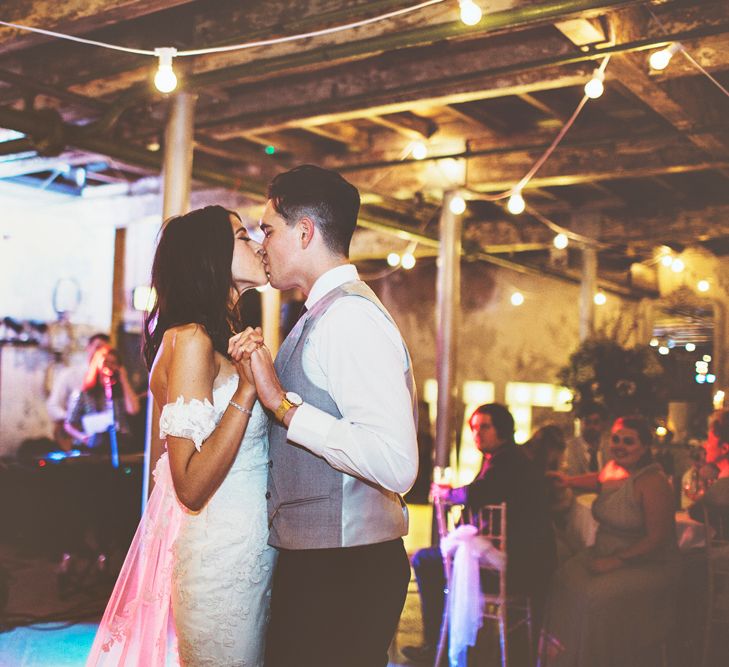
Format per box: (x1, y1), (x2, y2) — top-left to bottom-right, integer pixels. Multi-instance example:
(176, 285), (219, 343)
(649, 43), (682, 71)
(584, 68), (605, 99)
(154, 47), (178, 93)
(671, 258), (685, 273)
(387, 253), (401, 267)
(401, 252), (416, 270)
(594, 292), (607, 306)
(697, 279), (710, 292)
(510, 291), (524, 306)
(685, 342), (696, 352)
(553, 233), (568, 250)
(410, 141), (427, 160)
(660, 254), (673, 267)
(449, 195), (467, 215)
(459, 0), (482, 26)
(507, 190), (526, 215)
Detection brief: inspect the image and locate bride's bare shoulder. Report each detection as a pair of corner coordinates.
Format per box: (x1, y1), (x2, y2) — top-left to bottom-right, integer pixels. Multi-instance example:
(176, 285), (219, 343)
(150, 325), (216, 400)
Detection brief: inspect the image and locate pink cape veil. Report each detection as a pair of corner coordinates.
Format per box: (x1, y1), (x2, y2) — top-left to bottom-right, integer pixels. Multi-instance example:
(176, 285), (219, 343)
(86, 453), (183, 666)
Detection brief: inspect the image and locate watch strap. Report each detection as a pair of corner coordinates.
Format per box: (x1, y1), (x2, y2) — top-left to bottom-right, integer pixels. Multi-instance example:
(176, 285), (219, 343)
(274, 395), (295, 422)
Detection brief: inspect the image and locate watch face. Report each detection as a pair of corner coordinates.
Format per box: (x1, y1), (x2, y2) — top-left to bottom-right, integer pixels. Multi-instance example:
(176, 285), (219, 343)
(285, 391), (303, 406)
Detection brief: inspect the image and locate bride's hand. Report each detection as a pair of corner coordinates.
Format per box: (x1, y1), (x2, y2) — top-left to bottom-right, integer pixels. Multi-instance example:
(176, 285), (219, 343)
(228, 328), (264, 399)
(228, 327), (263, 358)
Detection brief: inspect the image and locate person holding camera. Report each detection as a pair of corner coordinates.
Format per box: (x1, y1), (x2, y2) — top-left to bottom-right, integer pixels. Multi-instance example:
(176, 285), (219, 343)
(64, 346), (140, 451)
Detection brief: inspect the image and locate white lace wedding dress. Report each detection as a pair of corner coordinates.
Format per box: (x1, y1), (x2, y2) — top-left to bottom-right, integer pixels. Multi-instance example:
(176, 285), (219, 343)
(87, 375), (276, 667)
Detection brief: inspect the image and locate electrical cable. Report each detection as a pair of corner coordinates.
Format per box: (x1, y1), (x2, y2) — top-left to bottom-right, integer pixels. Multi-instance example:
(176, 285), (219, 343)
(0, 1), (446, 58)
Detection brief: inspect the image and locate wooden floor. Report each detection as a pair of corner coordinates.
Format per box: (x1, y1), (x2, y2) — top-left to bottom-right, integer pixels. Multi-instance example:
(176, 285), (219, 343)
(0, 574), (424, 667)
(0, 505), (434, 666)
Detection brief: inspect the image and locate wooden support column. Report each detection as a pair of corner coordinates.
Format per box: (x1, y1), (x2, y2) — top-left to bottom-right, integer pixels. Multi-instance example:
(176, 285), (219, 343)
(434, 190), (462, 479)
(110, 228), (126, 348)
(578, 212), (600, 342)
(162, 93), (197, 220)
(143, 92), (197, 506)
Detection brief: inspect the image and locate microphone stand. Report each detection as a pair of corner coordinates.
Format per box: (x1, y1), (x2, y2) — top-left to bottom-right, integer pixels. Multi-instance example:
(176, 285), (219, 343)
(102, 372), (120, 469)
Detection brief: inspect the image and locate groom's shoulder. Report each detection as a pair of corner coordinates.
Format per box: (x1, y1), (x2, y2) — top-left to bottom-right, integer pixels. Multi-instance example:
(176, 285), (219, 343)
(323, 293), (400, 339)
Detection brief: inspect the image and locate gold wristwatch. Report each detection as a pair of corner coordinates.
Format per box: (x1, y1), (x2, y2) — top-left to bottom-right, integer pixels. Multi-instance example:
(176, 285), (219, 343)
(274, 391), (303, 422)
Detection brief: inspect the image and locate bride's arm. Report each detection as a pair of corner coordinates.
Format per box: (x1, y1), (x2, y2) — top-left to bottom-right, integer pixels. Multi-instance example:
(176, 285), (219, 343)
(165, 326), (257, 512)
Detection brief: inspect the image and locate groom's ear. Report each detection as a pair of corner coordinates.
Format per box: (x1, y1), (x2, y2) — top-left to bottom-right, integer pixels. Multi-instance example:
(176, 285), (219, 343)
(298, 217), (315, 249)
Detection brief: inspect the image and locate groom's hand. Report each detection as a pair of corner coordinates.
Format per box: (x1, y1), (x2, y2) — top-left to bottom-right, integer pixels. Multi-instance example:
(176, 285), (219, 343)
(250, 346), (287, 413)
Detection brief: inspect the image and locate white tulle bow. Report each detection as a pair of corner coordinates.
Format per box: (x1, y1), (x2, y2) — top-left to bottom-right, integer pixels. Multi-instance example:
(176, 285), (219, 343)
(440, 525), (506, 667)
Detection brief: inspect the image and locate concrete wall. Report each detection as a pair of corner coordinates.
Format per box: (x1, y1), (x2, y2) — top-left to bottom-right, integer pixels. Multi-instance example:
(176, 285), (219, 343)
(370, 258), (645, 402)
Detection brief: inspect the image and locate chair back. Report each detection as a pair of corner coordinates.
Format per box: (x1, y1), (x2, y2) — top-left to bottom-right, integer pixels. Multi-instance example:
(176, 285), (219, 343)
(433, 496), (469, 539)
(475, 503), (506, 552)
(434, 498), (508, 599)
(476, 503), (508, 607)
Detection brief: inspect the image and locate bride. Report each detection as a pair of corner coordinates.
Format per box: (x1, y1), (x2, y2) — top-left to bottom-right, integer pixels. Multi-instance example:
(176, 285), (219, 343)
(87, 205), (277, 666)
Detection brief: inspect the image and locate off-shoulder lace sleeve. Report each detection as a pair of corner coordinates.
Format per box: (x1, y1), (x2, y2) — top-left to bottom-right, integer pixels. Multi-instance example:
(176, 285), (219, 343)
(159, 396), (218, 452)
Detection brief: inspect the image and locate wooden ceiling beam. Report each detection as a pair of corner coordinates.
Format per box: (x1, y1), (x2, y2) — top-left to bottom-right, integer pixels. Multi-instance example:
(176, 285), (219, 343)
(194, 14), (729, 138)
(0, 1), (645, 101)
(297, 122), (372, 152)
(0, 0), (198, 56)
(235, 131), (326, 164)
(517, 93), (569, 122)
(366, 113), (437, 141)
(607, 6), (729, 161)
(333, 133), (729, 195)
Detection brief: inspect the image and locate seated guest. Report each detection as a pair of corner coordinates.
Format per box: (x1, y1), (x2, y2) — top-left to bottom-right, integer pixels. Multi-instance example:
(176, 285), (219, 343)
(524, 423), (571, 511)
(689, 409), (729, 526)
(46, 332), (110, 450)
(540, 416), (680, 667)
(524, 425), (581, 561)
(64, 346), (140, 451)
(402, 404), (556, 663)
(562, 402), (611, 477)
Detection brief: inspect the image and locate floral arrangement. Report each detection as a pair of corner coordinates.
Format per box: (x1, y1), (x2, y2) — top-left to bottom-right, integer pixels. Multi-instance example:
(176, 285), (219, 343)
(557, 337), (667, 419)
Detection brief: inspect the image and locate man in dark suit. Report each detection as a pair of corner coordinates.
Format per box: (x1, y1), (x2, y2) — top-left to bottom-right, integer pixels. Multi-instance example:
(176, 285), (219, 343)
(402, 403), (556, 663)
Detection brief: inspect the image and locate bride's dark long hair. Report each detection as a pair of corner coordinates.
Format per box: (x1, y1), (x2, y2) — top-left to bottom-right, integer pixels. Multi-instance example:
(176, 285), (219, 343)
(142, 205), (242, 369)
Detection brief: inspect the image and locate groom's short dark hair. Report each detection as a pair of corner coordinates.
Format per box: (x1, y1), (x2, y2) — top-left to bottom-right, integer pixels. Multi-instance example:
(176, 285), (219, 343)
(267, 164), (360, 257)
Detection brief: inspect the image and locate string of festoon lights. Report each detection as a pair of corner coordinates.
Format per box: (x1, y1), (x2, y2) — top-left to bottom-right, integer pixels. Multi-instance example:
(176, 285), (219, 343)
(0, 0), (472, 94)
(2, 2), (726, 278)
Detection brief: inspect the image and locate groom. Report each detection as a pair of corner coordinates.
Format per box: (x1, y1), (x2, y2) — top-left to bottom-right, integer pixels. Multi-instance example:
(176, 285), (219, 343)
(249, 165), (418, 666)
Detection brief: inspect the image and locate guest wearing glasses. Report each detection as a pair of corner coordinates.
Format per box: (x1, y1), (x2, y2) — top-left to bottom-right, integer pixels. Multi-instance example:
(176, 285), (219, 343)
(539, 415), (679, 667)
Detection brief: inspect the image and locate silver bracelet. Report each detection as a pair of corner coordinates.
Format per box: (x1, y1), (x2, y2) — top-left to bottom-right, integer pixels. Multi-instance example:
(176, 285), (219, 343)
(229, 399), (253, 416)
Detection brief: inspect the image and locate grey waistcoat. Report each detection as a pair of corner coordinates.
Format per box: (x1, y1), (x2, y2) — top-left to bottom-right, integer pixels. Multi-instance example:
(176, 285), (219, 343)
(267, 280), (416, 550)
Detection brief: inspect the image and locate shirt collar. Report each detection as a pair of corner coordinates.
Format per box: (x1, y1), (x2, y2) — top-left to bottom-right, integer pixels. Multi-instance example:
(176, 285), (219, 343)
(305, 264), (359, 309)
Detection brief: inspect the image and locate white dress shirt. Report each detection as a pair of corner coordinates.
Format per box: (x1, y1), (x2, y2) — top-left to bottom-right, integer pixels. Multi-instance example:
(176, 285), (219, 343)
(563, 434), (611, 476)
(286, 264), (418, 495)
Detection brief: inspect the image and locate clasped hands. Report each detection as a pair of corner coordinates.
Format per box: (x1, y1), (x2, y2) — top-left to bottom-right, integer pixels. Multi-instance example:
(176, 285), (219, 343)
(227, 328), (285, 412)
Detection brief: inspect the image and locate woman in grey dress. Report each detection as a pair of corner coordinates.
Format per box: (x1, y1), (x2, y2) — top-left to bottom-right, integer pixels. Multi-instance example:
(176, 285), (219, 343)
(539, 415), (680, 667)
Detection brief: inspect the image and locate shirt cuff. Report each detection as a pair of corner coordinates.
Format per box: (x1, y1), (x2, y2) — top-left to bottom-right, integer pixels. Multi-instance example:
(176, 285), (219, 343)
(287, 402), (337, 455)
